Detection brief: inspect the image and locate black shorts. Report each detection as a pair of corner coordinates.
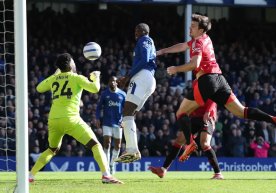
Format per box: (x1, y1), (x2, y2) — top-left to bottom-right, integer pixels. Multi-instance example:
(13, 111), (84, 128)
(186, 74), (232, 106)
(190, 117), (214, 136)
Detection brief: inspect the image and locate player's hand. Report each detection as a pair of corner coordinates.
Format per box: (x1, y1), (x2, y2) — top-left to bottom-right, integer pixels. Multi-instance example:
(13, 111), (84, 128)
(117, 76), (130, 89)
(90, 71), (101, 82)
(96, 120), (101, 128)
(167, 66), (178, 75)
(156, 49), (164, 56)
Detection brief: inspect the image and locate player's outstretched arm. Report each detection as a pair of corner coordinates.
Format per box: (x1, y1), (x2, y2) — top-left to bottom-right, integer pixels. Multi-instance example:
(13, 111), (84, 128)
(167, 55), (201, 75)
(157, 42), (189, 56)
(78, 71), (101, 93)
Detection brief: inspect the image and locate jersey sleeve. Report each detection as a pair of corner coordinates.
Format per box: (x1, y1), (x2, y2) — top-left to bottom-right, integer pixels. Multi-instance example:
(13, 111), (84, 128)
(191, 39), (203, 56)
(36, 76), (52, 93)
(77, 75), (100, 93)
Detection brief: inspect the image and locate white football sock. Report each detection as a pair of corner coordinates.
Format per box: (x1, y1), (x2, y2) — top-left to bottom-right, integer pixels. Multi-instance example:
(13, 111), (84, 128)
(123, 116), (139, 152)
(110, 149), (120, 174)
(110, 149), (120, 166)
(103, 148), (110, 165)
(102, 171), (111, 177)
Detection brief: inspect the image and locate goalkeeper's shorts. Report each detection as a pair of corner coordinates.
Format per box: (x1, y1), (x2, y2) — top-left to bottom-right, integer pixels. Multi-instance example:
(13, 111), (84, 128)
(48, 116), (97, 148)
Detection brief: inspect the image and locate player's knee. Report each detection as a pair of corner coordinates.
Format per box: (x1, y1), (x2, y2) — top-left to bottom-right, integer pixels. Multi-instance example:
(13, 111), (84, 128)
(103, 140), (111, 149)
(103, 143), (110, 149)
(85, 139), (98, 149)
(123, 102), (137, 116)
(123, 108), (135, 116)
(225, 99), (245, 118)
(200, 142), (210, 151)
(114, 144), (121, 151)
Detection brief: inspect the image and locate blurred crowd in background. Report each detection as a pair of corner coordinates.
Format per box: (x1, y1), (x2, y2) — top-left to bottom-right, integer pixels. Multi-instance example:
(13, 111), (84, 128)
(1, 5), (276, 167)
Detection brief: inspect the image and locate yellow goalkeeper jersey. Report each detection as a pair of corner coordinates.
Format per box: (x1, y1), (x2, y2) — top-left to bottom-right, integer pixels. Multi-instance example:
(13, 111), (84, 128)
(36, 71), (100, 119)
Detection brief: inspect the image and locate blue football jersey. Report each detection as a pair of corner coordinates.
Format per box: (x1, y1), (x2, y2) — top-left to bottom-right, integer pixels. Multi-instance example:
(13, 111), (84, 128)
(96, 88), (126, 127)
(129, 35), (157, 77)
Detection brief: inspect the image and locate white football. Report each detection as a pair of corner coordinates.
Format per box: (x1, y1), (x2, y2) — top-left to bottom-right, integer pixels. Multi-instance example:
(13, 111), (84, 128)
(83, 42), (102, 61)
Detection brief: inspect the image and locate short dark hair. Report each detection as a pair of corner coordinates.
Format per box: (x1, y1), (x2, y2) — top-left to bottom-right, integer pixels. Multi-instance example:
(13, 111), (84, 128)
(136, 23), (150, 35)
(192, 13), (211, 32)
(55, 53), (72, 72)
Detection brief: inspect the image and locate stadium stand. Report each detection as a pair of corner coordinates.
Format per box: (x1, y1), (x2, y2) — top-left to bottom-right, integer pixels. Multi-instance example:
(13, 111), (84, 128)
(1, 4), (276, 167)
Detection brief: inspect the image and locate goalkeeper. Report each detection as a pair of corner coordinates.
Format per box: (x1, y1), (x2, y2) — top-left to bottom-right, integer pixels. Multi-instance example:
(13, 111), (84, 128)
(29, 53), (123, 184)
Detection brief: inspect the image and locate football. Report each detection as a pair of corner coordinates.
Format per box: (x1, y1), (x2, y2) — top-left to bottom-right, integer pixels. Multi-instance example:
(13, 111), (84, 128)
(83, 42), (102, 60)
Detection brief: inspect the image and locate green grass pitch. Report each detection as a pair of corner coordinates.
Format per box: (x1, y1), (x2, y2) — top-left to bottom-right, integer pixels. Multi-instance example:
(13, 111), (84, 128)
(2, 172), (276, 193)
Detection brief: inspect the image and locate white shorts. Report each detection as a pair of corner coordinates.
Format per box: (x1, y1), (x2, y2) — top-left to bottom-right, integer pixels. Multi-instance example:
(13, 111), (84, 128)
(103, 126), (123, 139)
(126, 69), (156, 111)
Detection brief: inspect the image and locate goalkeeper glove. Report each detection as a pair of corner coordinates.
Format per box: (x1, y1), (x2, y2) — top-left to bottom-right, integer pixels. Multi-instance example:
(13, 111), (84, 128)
(90, 71), (101, 82)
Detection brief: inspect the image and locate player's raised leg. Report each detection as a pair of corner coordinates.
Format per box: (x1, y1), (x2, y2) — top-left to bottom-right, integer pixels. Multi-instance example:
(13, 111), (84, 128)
(115, 23), (157, 163)
(116, 71), (156, 163)
(225, 97), (276, 125)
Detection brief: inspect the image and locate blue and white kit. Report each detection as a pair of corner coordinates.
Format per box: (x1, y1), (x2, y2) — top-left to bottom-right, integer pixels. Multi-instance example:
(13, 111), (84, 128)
(127, 35), (157, 110)
(96, 88), (126, 138)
